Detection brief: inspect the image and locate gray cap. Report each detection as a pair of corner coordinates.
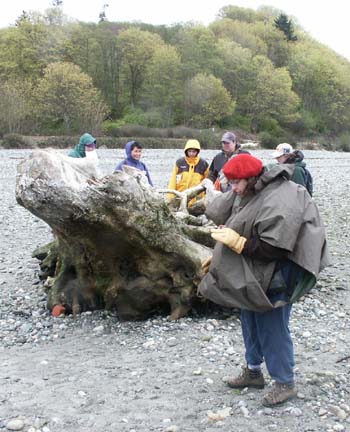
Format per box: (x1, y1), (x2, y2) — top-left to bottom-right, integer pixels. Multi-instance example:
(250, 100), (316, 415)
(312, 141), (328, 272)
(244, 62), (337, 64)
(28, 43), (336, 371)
(221, 132), (236, 143)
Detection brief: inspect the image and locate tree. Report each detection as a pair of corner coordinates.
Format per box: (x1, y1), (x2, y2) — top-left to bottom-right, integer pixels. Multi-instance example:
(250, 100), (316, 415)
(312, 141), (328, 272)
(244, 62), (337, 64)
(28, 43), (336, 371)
(241, 56), (300, 130)
(141, 44), (182, 126)
(99, 4), (109, 23)
(209, 19), (267, 56)
(0, 80), (33, 134)
(34, 62), (109, 133)
(274, 14), (297, 42)
(289, 40), (350, 132)
(117, 28), (163, 106)
(0, 18), (66, 81)
(16, 150), (212, 319)
(217, 5), (261, 23)
(174, 25), (221, 78)
(184, 73), (235, 127)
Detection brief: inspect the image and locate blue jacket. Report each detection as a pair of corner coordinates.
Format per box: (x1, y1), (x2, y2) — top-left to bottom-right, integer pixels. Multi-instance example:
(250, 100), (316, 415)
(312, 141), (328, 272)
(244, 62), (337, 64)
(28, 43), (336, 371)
(115, 141), (153, 186)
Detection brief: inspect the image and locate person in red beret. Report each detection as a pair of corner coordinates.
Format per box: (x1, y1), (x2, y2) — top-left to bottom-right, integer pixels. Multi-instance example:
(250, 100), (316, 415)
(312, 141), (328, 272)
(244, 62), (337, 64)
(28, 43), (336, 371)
(199, 154), (329, 407)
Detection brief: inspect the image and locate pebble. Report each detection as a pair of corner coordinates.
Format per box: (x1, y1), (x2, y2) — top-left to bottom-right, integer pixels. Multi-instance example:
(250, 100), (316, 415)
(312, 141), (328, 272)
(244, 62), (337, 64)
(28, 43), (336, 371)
(5, 419), (25, 431)
(1, 150), (350, 432)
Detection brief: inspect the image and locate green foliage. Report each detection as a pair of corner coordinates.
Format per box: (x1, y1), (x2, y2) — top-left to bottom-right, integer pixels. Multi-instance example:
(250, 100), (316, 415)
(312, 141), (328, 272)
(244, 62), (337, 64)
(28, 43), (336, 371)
(257, 131), (279, 149)
(335, 133), (350, 152)
(257, 118), (284, 136)
(184, 73), (235, 128)
(1, 5), (350, 141)
(0, 80), (34, 134)
(34, 62), (109, 133)
(274, 14), (297, 42)
(117, 28), (163, 106)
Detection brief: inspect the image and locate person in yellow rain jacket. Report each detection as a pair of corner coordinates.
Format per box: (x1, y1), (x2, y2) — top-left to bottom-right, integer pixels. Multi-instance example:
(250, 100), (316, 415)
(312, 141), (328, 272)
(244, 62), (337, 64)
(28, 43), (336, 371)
(167, 139), (209, 205)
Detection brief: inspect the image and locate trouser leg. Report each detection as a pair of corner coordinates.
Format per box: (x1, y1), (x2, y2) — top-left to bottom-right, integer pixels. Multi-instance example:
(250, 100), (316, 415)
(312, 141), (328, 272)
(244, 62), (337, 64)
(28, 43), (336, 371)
(255, 303), (294, 384)
(240, 309), (264, 368)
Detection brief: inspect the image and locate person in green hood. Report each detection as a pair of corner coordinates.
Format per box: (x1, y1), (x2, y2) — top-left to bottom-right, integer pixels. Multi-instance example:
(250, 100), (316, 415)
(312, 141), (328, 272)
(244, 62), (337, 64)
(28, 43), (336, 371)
(271, 143), (313, 196)
(68, 133), (97, 158)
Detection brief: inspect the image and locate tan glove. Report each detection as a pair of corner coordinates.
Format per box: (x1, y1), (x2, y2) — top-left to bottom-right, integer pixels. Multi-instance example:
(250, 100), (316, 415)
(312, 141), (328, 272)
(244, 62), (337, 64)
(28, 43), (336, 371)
(201, 255), (212, 274)
(211, 227), (247, 254)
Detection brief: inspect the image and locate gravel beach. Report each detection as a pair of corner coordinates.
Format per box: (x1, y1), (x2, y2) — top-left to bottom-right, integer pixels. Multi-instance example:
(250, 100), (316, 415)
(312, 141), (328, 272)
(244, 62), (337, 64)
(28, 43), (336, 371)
(0, 148), (350, 432)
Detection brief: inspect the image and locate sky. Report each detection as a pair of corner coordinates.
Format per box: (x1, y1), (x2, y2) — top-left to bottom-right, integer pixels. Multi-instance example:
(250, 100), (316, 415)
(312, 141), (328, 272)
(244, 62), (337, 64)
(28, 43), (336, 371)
(1, 0), (350, 60)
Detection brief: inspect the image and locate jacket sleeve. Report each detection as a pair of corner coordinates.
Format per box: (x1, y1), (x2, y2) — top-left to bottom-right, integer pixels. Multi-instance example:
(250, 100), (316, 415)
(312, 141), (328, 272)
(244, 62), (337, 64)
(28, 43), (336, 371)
(207, 156), (218, 182)
(144, 164), (153, 186)
(114, 160), (124, 172)
(243, 236), (289, 262)
(166, 164), (179, 200)
(291, 166), (306, 187)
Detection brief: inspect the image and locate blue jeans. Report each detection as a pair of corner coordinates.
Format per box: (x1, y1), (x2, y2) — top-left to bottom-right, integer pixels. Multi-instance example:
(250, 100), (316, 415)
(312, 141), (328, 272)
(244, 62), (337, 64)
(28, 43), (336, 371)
(240, 293), (294, 385)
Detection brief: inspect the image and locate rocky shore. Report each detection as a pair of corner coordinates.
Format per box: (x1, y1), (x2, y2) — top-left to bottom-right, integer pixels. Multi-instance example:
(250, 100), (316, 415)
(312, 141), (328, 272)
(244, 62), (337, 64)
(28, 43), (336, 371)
(0, 149), (349, 432)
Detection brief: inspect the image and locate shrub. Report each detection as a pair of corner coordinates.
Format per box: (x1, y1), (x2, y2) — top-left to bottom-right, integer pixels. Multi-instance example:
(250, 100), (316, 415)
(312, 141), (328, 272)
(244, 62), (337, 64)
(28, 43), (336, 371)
(2, 134), (35, 149)
(258, 118), (284, 137)
(335, 133), (350, 152)
(258, 131), (279, 149)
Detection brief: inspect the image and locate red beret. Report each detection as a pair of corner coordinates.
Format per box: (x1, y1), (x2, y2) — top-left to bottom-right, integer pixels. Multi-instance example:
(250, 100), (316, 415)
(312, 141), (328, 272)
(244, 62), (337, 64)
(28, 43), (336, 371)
(223, 154), (263, 180)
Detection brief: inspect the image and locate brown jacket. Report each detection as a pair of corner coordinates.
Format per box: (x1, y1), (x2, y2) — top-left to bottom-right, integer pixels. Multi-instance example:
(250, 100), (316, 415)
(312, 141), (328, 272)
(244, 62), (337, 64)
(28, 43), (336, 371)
(198, 165), (330, 312)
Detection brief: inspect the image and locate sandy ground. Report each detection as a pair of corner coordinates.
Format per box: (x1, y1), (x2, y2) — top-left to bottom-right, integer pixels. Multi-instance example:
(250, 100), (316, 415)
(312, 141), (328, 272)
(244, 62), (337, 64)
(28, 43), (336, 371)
(0, 148), (350, 432)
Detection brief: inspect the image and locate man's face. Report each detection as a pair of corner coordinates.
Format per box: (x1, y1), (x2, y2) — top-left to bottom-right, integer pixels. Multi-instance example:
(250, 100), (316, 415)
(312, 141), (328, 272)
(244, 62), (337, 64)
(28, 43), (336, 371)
(232, 179), (249, 196)
(131, 147), (142, 160)
(222, 140), (236, 153)
(276, 154), (288, 164)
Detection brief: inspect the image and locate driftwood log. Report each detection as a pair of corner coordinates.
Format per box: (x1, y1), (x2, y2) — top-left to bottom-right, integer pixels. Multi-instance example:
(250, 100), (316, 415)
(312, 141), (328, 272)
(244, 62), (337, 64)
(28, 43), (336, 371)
(16, 149), (214, 320)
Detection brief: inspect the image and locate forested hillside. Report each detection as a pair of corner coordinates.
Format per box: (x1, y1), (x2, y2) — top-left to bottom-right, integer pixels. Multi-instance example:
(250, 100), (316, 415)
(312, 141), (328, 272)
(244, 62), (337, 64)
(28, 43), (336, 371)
(1, 3), (350, 146)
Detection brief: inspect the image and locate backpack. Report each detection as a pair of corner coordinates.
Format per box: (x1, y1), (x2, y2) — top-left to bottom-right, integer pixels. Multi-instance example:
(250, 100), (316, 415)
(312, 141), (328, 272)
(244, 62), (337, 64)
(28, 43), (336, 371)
(303, 168), (313, 196)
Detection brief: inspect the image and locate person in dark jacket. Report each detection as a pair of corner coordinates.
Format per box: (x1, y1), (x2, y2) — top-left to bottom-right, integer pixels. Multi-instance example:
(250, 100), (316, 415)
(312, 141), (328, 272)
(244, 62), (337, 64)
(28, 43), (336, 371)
(199, 154), (329, 407)
(271, 143), (313, 196)
(115, 141), (153, 186)
(207, 131), (249, 192)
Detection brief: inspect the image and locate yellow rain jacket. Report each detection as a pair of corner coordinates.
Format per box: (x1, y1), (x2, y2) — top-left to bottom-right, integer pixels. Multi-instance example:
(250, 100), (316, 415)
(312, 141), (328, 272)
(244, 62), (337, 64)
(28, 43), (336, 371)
(167, 139), (209, 204)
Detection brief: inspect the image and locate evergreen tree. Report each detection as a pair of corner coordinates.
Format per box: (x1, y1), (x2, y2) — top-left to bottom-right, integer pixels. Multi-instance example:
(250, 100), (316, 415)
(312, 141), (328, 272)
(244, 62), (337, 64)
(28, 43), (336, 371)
(274, 14), (297, 42)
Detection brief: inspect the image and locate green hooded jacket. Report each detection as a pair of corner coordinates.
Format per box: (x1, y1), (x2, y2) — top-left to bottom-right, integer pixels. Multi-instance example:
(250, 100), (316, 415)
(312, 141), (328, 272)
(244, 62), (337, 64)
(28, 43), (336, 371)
(68, 133), (96, 158)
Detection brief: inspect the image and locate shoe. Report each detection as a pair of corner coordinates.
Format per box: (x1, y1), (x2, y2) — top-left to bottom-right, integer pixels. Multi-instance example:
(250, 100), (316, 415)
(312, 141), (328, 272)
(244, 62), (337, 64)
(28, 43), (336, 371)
(262, 382), (297, 407)
(226, 367), (265, 389)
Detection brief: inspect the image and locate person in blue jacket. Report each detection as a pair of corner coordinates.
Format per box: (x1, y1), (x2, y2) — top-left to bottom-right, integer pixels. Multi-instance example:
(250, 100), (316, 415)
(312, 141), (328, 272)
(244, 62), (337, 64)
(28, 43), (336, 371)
(115, 141), (153, 186)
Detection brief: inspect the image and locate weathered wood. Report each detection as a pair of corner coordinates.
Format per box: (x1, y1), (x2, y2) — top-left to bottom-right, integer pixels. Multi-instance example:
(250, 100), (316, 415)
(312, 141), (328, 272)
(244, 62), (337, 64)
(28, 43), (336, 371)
(16, 149), (213, 320)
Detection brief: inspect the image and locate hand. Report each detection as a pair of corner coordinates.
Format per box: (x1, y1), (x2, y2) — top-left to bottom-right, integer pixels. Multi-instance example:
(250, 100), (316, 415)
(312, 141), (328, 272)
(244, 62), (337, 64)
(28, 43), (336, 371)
(201, 255), (212, 274)
(201, 178), (214, 190)
(210, 227), (247, 254)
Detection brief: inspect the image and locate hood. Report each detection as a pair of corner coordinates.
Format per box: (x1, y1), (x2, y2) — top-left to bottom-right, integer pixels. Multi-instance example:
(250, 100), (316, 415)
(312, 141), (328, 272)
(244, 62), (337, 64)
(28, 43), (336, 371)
(125, 141), (137, 159)
(184, 139), (201, 153)
(255, 164), (294, 191)
(79, 133), (96, 146)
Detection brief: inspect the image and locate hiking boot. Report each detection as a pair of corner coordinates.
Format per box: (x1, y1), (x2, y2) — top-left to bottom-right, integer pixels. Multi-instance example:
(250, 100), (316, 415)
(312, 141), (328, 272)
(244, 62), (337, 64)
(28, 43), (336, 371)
(226, 367), (265, 389)
(262, 382), (297, 407)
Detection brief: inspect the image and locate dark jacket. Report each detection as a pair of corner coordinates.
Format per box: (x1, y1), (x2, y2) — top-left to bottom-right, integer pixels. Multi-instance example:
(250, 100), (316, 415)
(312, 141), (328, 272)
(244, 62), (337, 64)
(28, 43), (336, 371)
(198, 164), (329, 312)
(207, 147), (250, 183)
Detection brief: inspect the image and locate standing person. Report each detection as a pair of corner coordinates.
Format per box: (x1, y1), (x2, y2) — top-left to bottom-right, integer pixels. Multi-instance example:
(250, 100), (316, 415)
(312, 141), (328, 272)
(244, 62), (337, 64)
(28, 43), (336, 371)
(68, 133), (97, 158)
(271, 143), (313, 196)
(199, 154), (329, 407)
(207, 131), (249, 192)
(167, 139), (209, 205)
(115, 141), (153, 186)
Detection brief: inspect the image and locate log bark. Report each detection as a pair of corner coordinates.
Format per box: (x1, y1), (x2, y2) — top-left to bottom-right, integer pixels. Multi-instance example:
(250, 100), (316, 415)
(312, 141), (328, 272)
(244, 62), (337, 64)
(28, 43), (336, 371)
(16, 149), (213, 320)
